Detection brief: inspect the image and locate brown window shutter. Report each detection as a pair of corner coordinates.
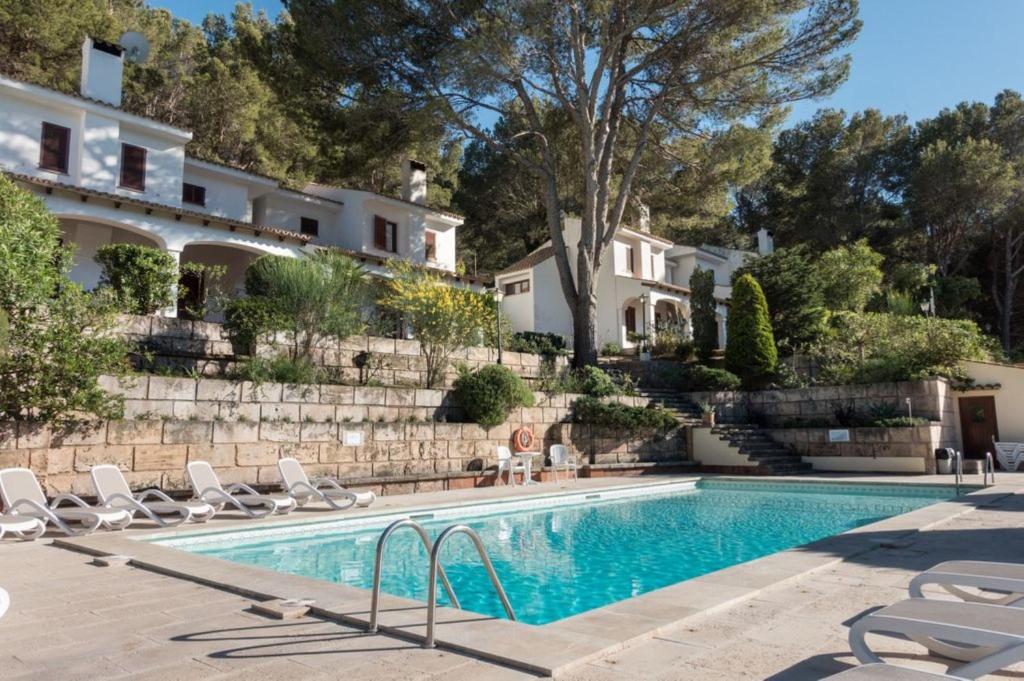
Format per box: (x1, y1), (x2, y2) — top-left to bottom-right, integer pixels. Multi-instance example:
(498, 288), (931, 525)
(625, 307), (637, 333)
(389, 222), (398, 253)
(425, 231), (436, 260)
(119, 144), (146, 191)
(374, 216), (387, 249)
(39, 123), (71, 173)
(504, 283), (515, 296)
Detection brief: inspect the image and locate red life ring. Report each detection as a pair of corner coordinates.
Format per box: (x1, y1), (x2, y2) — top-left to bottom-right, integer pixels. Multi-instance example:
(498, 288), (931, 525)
(512, 427), (535, 452)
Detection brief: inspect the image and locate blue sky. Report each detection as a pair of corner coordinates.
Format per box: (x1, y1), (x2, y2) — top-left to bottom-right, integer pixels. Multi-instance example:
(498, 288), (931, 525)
(155, 0), (1024, 125)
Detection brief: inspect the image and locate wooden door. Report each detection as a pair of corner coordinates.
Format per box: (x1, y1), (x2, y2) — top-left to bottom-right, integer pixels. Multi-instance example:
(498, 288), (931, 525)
(177, 269), (204, 320)
(958, 396), (999, 459)
(624, 306), (637, 334)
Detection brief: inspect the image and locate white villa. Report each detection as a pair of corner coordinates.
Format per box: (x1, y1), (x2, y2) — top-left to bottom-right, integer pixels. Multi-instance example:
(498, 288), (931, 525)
(494, 216), (773, 352)
(0, 37), (476, 318)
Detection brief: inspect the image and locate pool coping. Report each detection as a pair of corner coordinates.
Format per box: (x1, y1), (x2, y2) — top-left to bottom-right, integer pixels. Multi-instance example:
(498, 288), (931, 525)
(52, 476), (1018, 678)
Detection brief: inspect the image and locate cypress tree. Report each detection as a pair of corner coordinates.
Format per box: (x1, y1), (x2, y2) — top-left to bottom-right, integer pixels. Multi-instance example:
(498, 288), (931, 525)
(690, 268), (717, 363)
(725, 274), (777, 387)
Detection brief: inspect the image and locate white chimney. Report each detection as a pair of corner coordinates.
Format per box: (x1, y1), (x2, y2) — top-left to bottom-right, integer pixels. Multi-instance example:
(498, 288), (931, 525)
(757, 228), (774, 256)
(81, 37), (124, 107)
(401, 159), (427, 205)
(635, 201), (651, 234)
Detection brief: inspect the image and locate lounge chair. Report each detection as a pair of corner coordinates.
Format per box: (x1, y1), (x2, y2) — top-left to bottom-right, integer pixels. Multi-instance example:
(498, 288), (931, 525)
(496, 446), (526, 486)
(186, 461), (296, 518)
(277, 458), (375, 510)
(0, 587), (8, 620)
(910, 560), (1024, 607)
(0, 467), (131, 536)
(991, 439), (1022, 471)
(91, 464), (215, 527)
(0, 514), (46, 541)
(824, 663), (966, 680)
(849, 599), (1024, 679)
(548, 444), (579, 483)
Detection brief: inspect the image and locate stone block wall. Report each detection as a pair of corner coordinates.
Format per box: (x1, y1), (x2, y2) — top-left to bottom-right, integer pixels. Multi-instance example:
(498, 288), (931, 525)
(116, 314), (568, 386)
(2, 376), (687, 498)
(766, 425), (947, 474)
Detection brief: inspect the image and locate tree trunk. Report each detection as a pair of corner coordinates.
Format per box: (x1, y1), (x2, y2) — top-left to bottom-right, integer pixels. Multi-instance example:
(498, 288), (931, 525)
(573, 291), (599, 368)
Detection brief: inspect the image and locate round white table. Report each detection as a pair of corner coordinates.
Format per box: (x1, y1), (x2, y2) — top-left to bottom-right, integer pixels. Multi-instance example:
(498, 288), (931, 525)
(511, 451), (542, 486)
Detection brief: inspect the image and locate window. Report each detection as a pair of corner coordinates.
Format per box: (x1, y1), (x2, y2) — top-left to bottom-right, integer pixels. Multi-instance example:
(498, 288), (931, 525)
(625, 306), (637, 333)
(503, 279), (530, 296)
(182, 182), (206, 206)
(425, 231), (437, 261)
(39, 122), (70, 173)
(300, 216), (319, 236)
(119, 143), (146, 191)
(373, 215), (398, 253)
(625, 246), (635, 274)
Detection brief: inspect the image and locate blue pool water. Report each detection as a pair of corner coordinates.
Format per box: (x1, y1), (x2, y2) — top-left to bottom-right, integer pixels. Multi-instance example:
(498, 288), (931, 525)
(171, 480), (959, 624)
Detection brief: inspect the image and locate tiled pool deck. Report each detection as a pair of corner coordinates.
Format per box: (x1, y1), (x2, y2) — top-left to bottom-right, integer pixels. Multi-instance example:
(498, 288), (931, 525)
(3, 473), (1024, 680)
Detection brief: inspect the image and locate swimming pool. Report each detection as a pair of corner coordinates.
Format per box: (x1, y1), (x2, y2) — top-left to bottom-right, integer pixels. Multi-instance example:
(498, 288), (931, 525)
(160, 480), (960, 625)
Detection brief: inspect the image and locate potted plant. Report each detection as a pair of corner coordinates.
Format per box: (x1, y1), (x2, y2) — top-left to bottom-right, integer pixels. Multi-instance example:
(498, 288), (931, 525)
(698, 401), (716, 427)
(628, 332), (652, 361)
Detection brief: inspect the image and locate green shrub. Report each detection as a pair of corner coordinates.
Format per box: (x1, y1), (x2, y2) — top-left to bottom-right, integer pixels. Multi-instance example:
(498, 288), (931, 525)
(453, 364), (535, 428)
(576, 365), (620, 397)
(673, 339), (695, 361)
(0, 176), (128, 423)
(571, 396), (678, 431)
(675, 365), (741, 391)
(871, 416), (928, 428)
(725, 274), (777, 387)
(95, 243), (178, 314)
(224, 297), (286, 355)
(508, 331), (567, 357)
(690, 268), (717, 362)
(231, 354), (320, 385)
(600, 341), (622, 356)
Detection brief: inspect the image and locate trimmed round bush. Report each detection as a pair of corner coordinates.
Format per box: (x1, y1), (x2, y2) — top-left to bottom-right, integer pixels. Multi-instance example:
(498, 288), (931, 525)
(675, 364), (741, 391)
(577, 365), (619, 397)
(453, 364), (535, 428)
(95, 243), (178, 314)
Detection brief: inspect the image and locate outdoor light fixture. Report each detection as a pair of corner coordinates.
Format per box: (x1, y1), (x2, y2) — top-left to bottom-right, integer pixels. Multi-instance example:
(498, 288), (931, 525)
(639, 292), (650, 357)
(492, 287), (505, 364)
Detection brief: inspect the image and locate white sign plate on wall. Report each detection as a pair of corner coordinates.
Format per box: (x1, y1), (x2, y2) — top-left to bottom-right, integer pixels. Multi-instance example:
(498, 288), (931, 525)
(828, 429), (851, 443)
(343, 431), (363, 446)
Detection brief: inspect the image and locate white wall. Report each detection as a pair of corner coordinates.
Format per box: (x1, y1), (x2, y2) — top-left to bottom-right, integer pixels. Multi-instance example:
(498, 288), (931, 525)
(0, 91), (83, 182)
(60, 218), (161, 289)
(496, 271), (534, 334)
(531, 258), (573, 338)
(182, 166), (253, 221)
(256, 193), (340, 235)
(117, 123), (185, 206)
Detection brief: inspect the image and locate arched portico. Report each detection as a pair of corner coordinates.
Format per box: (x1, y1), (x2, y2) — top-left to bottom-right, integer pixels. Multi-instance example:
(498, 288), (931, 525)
(179, 241), (275, 321)
(58, 216), (165, 291)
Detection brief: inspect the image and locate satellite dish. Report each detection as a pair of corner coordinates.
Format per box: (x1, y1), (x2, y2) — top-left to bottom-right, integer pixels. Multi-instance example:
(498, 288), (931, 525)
(120, 31), (150, 64)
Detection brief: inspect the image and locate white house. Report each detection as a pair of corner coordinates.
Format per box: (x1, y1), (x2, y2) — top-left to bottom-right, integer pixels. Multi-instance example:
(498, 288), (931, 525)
(0, 37), (478, 318)
(494, 216), (771, 352)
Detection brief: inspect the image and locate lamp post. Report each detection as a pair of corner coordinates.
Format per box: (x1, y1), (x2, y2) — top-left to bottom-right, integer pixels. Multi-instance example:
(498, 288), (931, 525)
(492, 287), (505, 364)
(639, 291), (650, 358)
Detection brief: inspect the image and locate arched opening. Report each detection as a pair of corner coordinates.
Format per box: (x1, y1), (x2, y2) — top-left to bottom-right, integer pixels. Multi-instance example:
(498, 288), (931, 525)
(621, 297), (646, 349)
(179, 242), (266, 321)
(58, 217), (164, 291)
(652, 299), (690, 355)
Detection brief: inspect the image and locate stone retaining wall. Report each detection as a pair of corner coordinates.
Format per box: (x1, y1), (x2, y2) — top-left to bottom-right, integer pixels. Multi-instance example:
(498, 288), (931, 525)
(766, 425), (946, 474)
(116, 314), (568, 386)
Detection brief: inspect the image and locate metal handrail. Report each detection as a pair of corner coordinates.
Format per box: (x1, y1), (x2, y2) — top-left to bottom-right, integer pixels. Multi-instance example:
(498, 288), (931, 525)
(425, 524), (516, 648)
(954, 450), (963, 496)
(984, 451), (996, 487)
(368, 518), (460, 633)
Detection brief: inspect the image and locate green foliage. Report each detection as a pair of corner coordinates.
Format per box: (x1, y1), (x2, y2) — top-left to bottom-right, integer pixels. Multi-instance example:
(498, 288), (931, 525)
(0, 176), (127, 423)
(725, 275), (778, 386)
(872, 416), (928, 428)
(935, 276), (982, 319)
(381, 262), (495, 387)
(816, 240), (884, 312)
(651, 321), (690, 359)
(508, 332), (567, 357)
(573, 366), (620, 398)
(600, 342), (622, 357)
(734, 246), (826, 353)
(232, 251), (370, 362)
(571, 396), (678, 432)
(689, 268), (718, 362)
(453, 365), (534, 428)
(811, 312), (993, 384)
(231, 354), (320, 385)
(95, 243), (178, 315)
(178, 261), (226, 321)
(674, 365), (742, 392)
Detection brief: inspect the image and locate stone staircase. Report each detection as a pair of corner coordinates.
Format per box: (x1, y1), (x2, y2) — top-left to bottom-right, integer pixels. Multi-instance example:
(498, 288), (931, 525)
(635, 387), (811, 475)
(708, 424), (813, 475)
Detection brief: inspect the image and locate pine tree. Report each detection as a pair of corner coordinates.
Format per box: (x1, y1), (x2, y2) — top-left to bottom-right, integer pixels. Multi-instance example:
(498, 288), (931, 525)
(725, 274), (777, 387)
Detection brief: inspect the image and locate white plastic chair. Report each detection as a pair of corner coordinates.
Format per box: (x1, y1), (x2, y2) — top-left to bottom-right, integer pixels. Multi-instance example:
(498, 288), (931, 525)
(495, 446), (526, 486)
(186, 461), (295, 518)
(91, 464), (215, 526)
(548, 444), (579, 483)
(991, 439), (1023, 471)
(0, 514), (45, 541)
(277, 458), (375, 510)
(0, 468), (131, 536)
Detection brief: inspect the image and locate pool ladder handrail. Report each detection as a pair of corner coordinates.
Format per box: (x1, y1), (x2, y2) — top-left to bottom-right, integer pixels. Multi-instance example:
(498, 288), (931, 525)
(425, 524), (516, 648)
(984, 451), (996, 487)
(953, 450), (963, 496)
(368, 518), (460, 633)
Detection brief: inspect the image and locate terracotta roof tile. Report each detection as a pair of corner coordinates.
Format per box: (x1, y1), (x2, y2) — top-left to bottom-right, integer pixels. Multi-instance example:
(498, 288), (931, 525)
(497, 245), (555, 275)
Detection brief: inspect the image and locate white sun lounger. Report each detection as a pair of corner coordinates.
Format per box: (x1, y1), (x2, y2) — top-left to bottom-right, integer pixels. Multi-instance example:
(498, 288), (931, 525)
(991, 440), (1023, 471)
(849, 599), (1024, 679)
(91, 464), (215, 527)
(277, 458), (375, 510)
(0, 467), (131, 536)
(0, 513), (46, 541)
(186, 461), (295, 517)
(910, 560), (1024, 607)
(824, 663), (967, 680)
(0, 587), (8, 620)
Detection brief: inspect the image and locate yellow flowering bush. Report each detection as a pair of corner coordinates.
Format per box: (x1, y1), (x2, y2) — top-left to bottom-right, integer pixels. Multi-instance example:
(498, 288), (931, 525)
(381, 262), (495, 387)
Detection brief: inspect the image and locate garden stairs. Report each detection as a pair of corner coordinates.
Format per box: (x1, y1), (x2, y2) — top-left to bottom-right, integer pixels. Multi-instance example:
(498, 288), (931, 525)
(636, 387), (813, 476)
